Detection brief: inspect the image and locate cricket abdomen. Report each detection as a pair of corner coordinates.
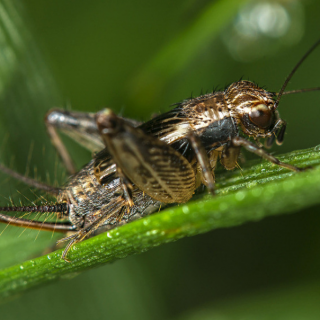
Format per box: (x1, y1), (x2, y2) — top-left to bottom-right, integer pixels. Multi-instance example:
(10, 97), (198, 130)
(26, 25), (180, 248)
(59, 156), (162, 232)
(57, 158), (121, 228)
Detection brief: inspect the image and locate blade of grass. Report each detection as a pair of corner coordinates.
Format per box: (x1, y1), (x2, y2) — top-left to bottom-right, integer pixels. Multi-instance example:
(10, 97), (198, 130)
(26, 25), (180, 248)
(1, 146), (320, 300)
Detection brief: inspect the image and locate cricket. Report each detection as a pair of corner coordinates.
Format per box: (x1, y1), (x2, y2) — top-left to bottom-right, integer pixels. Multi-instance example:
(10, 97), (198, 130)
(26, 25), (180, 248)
(0, 39), (319, 262)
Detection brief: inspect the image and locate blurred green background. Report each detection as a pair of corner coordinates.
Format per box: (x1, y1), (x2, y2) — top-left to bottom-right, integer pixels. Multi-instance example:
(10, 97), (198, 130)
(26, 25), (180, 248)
(0, 0), (320, 319)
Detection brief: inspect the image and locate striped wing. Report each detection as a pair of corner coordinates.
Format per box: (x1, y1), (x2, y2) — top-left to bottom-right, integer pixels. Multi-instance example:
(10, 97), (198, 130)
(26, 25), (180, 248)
(96, 111), (196, 204)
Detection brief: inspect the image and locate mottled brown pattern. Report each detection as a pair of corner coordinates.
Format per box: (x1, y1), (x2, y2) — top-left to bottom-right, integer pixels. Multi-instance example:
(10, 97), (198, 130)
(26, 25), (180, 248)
(55, 81), (281, 235)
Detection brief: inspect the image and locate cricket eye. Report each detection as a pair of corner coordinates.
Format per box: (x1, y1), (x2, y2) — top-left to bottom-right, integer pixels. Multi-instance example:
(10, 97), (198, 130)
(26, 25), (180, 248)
(248, 104), (273, 128)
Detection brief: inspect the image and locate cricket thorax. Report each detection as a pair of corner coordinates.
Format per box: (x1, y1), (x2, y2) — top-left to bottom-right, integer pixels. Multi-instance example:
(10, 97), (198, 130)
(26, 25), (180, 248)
(141, 91), (238, 151)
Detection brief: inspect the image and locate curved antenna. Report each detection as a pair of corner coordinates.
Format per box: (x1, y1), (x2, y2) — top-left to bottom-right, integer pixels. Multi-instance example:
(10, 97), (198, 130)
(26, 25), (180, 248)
(281, 87), (320, 96)
(275, 38), (320, 109)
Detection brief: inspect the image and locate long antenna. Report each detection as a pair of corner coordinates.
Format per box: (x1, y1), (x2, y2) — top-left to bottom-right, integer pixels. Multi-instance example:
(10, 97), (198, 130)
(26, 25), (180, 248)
(281, 87), (320, 96)
(275, 38), (320, 109)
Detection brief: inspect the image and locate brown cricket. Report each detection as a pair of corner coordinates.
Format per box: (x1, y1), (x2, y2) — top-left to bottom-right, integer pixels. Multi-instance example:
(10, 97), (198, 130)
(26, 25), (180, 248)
(0, 39), (319, 261)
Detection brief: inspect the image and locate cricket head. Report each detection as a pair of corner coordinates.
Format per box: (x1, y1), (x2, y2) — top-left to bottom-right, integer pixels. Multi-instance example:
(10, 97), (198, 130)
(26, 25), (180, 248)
(226, 38), (320, 148)
(226, 80), (279, 136)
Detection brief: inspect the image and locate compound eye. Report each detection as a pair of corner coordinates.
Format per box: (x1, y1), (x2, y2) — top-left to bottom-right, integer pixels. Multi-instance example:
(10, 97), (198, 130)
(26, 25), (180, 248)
(249, 104), (273, 128)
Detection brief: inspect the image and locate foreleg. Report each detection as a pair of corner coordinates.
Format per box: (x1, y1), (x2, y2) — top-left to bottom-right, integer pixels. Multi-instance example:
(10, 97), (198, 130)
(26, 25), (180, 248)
(231, 136), (305, 172)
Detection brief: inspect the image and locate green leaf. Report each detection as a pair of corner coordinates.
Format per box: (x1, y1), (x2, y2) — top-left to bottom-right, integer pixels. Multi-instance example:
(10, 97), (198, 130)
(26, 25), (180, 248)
(1, 147), (320, 300)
